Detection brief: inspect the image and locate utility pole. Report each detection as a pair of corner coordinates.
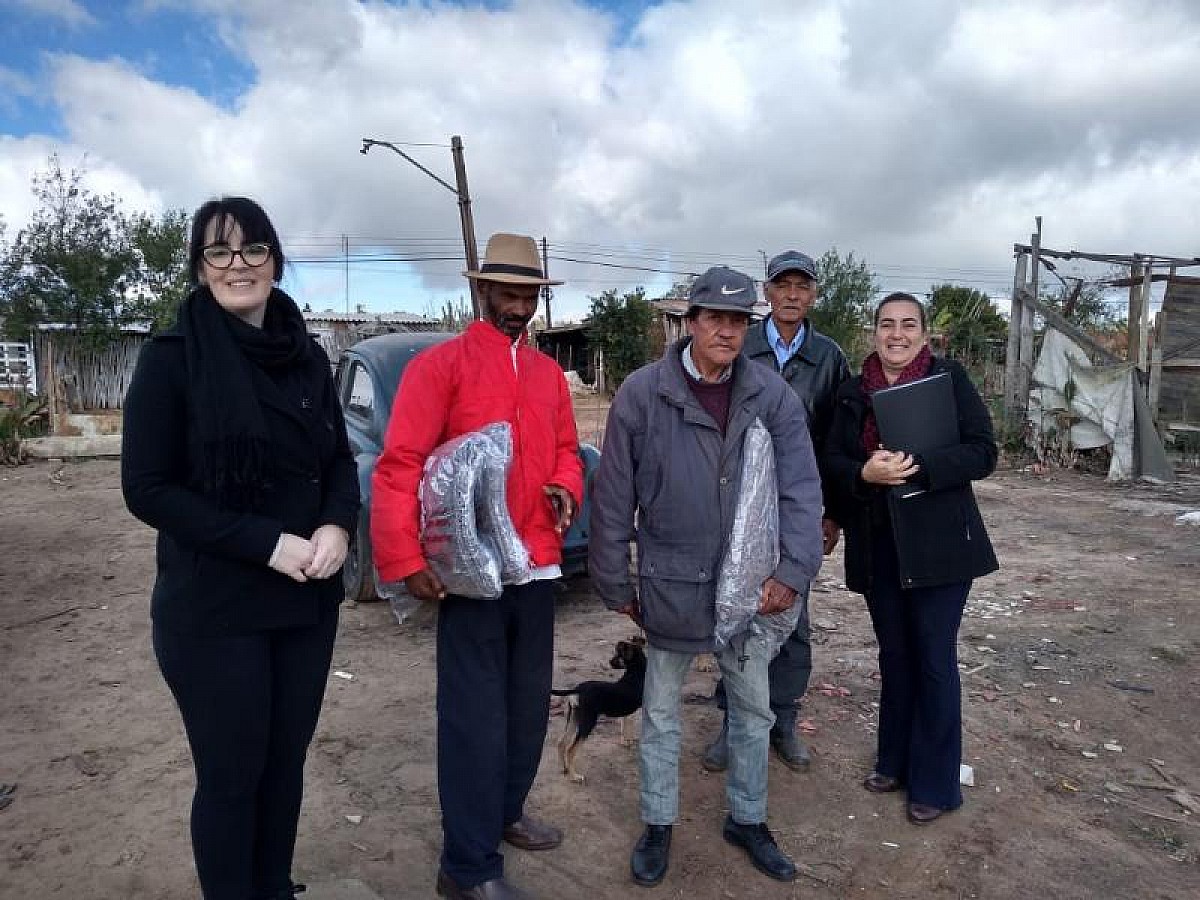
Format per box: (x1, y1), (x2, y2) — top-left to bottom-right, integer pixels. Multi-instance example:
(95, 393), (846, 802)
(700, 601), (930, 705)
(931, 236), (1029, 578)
(342, 234), (350, 313)
(540, 236), (553, 329)
(450, 135), (481, 318)
(360, 135), (482, 319)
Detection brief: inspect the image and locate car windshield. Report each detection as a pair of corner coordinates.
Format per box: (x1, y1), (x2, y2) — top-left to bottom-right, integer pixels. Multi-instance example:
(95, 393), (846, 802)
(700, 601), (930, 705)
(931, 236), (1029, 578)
(365, 333), (453, 413)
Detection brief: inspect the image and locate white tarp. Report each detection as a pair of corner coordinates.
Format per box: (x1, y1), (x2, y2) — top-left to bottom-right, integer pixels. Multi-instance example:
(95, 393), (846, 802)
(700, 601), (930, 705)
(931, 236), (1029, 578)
(1028, 329), (1135, 480)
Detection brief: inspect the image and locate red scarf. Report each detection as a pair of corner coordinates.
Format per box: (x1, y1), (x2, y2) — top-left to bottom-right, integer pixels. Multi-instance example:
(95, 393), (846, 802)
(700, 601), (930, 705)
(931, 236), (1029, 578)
(859, 345), (933, 455)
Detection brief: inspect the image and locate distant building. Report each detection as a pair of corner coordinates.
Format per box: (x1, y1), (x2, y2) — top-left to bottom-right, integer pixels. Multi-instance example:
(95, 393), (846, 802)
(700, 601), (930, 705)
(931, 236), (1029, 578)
(303, 309), (441, 360)
(651, 297), (770, 348)
(534, 322), (596, 385)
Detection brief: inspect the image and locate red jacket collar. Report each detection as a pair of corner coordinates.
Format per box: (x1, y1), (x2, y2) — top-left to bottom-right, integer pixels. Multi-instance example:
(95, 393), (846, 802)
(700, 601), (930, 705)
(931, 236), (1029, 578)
(467, 319), (529, 348)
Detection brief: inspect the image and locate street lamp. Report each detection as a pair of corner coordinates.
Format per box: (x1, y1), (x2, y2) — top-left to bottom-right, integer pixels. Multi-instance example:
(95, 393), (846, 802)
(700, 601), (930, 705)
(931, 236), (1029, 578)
(360, 136), (482, 319)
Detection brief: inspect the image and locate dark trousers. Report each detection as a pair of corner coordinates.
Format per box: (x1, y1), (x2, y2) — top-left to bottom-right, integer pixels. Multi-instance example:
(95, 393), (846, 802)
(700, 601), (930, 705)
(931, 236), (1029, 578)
(714, 586), (812, 723)
(865, 531), (969, 810)
(153, 607), (338, 900)
(437, 580), (555, 888)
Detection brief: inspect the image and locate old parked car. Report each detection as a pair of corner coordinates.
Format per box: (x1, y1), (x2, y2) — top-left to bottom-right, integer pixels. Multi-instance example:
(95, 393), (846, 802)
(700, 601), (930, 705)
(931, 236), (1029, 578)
(335, 331), (600, 602)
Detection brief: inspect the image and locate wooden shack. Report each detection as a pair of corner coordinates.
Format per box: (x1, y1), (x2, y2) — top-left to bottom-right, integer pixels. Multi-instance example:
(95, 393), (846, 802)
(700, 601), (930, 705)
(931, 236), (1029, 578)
(1154, 275), (1200, 431)
(534, 322), (597, 384)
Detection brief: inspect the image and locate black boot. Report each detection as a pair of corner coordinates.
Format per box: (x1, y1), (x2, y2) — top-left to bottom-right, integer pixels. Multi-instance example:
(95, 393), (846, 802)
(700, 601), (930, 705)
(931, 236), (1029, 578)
(722, 817), (797, 882)
(769, 706), (810, 771)
(630, 824), (672, 886)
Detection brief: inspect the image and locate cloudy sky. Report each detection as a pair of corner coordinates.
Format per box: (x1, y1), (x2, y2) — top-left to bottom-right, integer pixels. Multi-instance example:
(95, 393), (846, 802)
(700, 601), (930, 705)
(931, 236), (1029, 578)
(1, 0), (1198, 321)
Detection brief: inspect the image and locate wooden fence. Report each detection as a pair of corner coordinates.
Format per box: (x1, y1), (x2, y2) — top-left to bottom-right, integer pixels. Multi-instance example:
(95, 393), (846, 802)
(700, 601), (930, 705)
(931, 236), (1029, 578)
(32, 331), (148, 433)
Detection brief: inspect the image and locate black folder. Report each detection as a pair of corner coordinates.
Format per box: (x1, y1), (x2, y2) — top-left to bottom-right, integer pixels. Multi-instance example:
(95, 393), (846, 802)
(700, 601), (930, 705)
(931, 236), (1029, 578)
(871, 371), (959, 499)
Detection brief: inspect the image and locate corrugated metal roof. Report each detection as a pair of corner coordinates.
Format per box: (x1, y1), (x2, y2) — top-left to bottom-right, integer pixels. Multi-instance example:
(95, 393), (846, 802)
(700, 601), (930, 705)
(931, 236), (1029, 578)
(303, 309), (438, 324)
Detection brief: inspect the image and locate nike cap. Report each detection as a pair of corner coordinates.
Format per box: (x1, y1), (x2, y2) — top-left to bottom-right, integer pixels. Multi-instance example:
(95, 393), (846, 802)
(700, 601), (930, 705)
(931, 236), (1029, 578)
(766, 249), (818, 282)
(687, 266), (758, 315)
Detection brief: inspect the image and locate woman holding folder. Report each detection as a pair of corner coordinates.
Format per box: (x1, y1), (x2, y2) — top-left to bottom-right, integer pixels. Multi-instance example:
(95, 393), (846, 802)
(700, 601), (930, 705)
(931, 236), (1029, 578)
(822, 292), (998, 823)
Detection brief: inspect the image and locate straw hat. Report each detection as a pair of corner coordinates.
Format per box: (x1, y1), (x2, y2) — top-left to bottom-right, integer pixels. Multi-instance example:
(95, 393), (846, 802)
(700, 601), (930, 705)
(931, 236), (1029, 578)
(464, 233), (563, 286)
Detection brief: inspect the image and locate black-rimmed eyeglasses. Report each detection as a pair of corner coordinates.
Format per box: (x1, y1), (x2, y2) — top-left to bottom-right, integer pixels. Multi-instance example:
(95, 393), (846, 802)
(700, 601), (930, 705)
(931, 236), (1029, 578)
(202, 242), (272, 269)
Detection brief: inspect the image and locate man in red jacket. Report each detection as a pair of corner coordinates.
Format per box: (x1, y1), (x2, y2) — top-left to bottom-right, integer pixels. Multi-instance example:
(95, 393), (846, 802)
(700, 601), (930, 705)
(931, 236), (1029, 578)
(372, 232), (584, 900)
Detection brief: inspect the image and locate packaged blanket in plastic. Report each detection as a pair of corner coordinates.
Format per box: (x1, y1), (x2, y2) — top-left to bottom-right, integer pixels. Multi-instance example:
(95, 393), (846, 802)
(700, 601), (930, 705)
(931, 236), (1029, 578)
(477, 423), (532, 584)
(713, 419), (801, 655)
(419, 423), (526, 598)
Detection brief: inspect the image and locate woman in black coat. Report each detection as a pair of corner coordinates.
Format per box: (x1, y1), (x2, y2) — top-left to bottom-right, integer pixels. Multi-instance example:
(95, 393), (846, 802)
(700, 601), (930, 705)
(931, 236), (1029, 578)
(822, 293), (997, 825)
(122, 197), (359, 899)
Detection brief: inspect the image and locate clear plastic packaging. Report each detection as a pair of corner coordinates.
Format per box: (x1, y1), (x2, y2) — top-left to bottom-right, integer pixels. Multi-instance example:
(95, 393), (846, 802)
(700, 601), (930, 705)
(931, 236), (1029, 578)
(418, 423), (528, 598)
(714, 419), (801, 655)
(477, 423), (532, 585)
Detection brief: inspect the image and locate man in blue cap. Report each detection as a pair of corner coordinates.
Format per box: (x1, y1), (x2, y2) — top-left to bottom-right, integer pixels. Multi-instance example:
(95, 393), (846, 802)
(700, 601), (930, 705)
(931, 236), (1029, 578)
(703, 249), (850, 773)
(591, 266), (824, 887)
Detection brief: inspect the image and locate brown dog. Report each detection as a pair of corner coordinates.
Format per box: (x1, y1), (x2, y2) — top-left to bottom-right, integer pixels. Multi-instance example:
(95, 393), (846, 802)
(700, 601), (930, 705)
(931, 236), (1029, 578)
(552, 637), (647, 783)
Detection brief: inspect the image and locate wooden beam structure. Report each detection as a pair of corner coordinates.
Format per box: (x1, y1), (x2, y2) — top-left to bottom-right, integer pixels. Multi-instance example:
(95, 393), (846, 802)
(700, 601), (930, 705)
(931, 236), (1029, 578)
(1018, 289), (1121, 365)
(1012, 244), (1200, 268)
(1004, 252), (1028, 422)
(1005, 226), (1200, 430)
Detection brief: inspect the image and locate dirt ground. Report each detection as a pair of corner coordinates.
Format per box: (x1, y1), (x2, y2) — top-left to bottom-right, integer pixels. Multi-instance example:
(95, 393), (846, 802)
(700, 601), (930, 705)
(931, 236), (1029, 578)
(2, 455), (1199, 900)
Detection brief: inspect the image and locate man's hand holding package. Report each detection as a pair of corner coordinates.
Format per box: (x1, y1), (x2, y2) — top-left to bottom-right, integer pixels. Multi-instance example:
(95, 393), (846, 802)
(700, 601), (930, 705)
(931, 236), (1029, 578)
(758, 576), (797, 616)
(405, 567), (447, 602)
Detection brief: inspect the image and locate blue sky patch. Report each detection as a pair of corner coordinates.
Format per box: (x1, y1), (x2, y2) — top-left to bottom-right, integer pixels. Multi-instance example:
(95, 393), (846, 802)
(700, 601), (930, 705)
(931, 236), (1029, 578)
(0, 1), (255, 138)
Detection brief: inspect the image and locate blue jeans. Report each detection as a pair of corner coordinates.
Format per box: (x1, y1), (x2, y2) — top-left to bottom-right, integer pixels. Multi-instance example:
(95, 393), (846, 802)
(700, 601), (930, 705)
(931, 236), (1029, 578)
(713, 583), (812, 717)
(640, 636), (774, 825)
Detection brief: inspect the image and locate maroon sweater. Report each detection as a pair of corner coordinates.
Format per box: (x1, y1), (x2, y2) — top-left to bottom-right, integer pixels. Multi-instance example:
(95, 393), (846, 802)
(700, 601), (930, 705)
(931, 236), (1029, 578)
(685, 372), (733, 435)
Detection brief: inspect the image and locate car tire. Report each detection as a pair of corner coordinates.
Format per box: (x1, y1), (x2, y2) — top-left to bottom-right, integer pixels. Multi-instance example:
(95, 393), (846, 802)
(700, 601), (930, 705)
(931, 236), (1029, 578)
(343, 514), (378, 603)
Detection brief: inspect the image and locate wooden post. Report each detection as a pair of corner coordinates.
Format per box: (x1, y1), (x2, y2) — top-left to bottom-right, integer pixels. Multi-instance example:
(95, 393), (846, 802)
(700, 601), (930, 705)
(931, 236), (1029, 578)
(1016, 221), (1042, 421)
(1127, 258), (1144, 365)
(1005, 251), (1028, 422)
(1137, 261), (1154, 371)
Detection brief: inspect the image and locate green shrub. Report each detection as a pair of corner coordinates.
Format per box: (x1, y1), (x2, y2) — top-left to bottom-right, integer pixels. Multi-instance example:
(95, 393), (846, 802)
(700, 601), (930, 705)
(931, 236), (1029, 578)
(0, 393), (48, 465)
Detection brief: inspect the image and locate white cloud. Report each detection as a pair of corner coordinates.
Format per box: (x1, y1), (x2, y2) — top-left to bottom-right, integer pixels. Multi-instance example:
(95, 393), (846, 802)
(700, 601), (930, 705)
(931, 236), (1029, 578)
(2, 0), (1199, 318)
(0, 134), (162, 234)
(0, 65), (37, 117)
(11, 0), (95, 28)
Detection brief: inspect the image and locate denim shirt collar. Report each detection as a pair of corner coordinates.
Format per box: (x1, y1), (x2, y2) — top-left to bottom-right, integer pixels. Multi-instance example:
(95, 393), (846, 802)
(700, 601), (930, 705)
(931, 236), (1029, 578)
(764, 316), (806, 368)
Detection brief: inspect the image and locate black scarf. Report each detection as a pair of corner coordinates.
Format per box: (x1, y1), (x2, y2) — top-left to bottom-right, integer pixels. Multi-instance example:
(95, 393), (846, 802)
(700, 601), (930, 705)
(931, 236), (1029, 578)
(178, 285), (313, 510)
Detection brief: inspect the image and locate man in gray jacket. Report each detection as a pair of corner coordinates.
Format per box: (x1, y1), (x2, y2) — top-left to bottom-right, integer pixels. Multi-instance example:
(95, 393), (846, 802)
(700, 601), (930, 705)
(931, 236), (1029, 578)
(704, 249), (850, 773)
(590, 267), (824, 887)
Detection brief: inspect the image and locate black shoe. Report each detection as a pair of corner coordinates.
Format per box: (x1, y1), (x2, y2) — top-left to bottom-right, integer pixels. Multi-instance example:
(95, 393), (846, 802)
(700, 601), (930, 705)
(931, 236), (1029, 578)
(436, 871), (533, 899)
(906, 801), (945, 824)
(702, 716), (729, 772)
(630, 824), (672, 886)
(721, 817), (797, 882)
(255, 884), (306, 900)
(863, 772), (902, 793)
